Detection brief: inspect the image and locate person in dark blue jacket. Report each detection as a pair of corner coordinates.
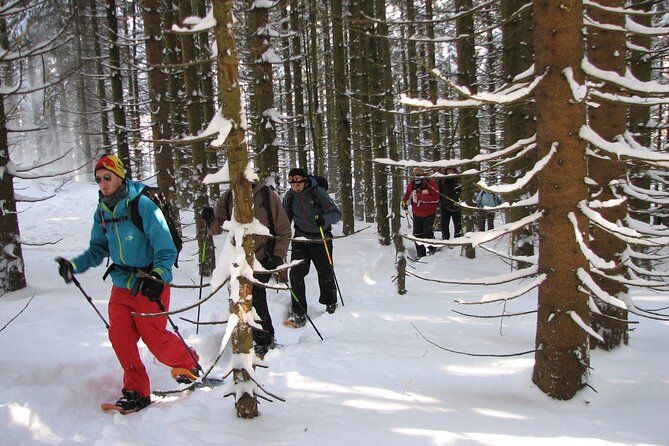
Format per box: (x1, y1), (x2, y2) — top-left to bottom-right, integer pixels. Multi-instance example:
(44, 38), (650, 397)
(282, 168), (341, 327)
(55, 155), (199, 413)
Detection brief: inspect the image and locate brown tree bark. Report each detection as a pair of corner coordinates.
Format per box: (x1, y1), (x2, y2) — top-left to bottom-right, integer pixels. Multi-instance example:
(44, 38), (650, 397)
(585, 0), (629, 350)
(532, 0), (590, 400)
(212, 0), (258, 419)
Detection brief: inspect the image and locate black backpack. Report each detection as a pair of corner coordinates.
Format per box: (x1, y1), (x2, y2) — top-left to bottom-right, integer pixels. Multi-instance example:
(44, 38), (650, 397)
(130, 187), (183, 267)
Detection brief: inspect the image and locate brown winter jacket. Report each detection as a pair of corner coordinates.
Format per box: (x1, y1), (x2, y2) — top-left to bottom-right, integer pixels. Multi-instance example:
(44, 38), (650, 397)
(207, 182), (291, 262)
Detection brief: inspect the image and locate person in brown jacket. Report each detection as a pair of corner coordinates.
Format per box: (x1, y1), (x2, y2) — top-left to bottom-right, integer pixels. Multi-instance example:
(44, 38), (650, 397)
(201, 179), (291, 357)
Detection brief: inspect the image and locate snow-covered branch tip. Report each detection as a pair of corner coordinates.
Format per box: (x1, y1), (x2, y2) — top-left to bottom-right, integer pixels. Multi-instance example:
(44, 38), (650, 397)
(567, 311), (604, 343)
(456, 274), (546, 305)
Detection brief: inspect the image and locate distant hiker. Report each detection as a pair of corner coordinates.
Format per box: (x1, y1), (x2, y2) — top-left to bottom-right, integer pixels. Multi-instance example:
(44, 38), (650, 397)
(474, 189), (502, 231)
(282, 168), (342, 328)
(402, 167), (440, 258)
(201, 176), (291, 357)
(439, 167), (463, 240)
(55, 154), (199, 413)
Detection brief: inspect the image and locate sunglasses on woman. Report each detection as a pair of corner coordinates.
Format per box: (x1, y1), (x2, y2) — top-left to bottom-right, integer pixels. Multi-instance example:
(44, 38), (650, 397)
(95, 174), (113, 184)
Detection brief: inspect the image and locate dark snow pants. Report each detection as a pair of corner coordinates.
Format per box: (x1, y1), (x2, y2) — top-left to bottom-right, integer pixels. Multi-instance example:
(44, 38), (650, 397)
(289, 238), (336, 316)
(412, 214), (436, 258)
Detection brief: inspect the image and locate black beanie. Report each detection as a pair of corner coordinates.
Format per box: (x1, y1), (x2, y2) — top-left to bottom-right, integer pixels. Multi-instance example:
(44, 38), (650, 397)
(288, 168), (308, 178)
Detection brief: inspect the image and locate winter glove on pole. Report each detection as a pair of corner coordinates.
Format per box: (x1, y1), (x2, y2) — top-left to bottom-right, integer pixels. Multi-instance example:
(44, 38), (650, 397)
(56, 257), (109, 329)
(141, 272), (164, 301)
(401, 201), (408, 211)
(201, 206), (215, 224)
(55, 257), (74, 284)
(314, 214), (326, 228)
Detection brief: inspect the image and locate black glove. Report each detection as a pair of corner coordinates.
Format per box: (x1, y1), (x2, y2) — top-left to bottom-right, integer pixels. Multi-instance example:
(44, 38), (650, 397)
(55, 257), (74, 284)
(401, 201), (408, 211)
(141, 272), (164, 302)
(262, 255), (284, 270)
(201, 206), (215, 223)
(314, 214), (326, 227)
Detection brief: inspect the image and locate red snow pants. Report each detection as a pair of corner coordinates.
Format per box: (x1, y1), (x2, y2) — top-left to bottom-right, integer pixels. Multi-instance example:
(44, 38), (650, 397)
(107, 285), (198, 398)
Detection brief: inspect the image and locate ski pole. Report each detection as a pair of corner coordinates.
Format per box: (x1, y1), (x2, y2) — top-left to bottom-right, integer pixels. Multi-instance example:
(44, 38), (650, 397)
(276, 273), (324, 341)
(71, 276), (110, 329)
(195, 235), (208, 335)
(318, 225), (345, 307)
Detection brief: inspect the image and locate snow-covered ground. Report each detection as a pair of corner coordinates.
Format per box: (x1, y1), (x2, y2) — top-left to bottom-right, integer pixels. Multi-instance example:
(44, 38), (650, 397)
(2, 178), (668, 445)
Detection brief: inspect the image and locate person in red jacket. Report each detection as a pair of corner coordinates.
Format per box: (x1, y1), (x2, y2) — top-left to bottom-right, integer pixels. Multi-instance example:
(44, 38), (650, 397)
(402, 167), (440, 258)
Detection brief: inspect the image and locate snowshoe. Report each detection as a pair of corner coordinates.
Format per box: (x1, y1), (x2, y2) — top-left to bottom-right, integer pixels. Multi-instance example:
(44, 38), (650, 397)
(283, 313), (306, 328)
(101, 389), (151, 414)
(171, 367), (200, 384)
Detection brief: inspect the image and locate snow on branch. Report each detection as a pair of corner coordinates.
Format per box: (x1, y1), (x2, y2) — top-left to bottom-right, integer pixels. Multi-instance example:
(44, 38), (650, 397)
(582, 0), (656, 16)
(478, 143), (555, 195)
(567, 311), (604, 343)
(568, 212), (617, 270)
(580, 126), (669, 168)
(172, 8), (217, 34)
(403, 211), (543, 249)
(576, 268), (628, 310)
(456, 274), (546, 305)
(579, 201), (669, 247)
(582, 59), (669, 95)
(375, 136), (535, 171)
(400, 68), (545, 108)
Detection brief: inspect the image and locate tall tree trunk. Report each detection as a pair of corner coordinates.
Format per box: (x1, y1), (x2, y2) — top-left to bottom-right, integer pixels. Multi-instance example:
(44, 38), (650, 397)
(90, 0), (111, 153)
(586, 0), (629, 350)
(106, 0), (130, 172)
(306, 0), (324, 174)
(290, 0), (308, 169)
(178, 0), (210, 276)
(331, 0), (354, 234)
(378, 0), (406, 294)
(250, 0), (279, 176)
(212, 0), (258, 419)
(425, 0), (441, 161)
(455, 0), (480, 259)
(532, 0), (590, 400)
(503, 0), (536, 268)
(0, 87), (27, 292)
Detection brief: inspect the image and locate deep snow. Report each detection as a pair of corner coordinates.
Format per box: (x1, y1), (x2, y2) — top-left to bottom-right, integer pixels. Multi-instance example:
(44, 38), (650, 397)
(2, 178), (668, 446)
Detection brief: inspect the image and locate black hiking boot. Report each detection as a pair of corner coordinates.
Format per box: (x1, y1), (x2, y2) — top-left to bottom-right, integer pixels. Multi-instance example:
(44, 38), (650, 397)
(115, 389), (151, 412)
(326, 303), (337, 314)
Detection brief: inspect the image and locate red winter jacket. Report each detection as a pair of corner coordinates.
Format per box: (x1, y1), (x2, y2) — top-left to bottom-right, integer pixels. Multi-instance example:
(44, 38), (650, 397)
(403, 178), (440, 217)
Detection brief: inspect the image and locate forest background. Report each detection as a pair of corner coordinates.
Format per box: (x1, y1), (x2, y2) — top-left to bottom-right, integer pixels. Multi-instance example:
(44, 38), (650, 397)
(1, 0), (669, 417)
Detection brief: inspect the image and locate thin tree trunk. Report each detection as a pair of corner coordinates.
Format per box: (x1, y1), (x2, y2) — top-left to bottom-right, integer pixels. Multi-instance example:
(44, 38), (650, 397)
(455, 0), (480, 259)
(331, 0), (354, 235)
(106, 0), (130, 172)
(212, 0), (258, 419)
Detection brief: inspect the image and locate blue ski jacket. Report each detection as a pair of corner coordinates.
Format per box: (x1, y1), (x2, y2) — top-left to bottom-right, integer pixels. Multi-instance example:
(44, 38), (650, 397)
(70, 180), (177, 289)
